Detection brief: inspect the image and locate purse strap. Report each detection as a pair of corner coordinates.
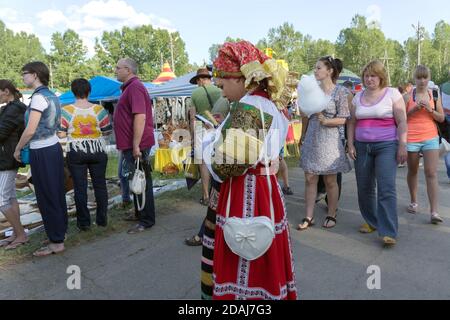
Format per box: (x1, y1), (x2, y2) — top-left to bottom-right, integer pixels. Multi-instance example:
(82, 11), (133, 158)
(225, 104), (275, 225)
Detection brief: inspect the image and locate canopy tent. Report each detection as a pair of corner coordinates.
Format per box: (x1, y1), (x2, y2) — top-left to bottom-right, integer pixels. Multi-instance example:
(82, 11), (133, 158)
(59, 76), (122, 106)
(148, 71), (197, 98)
(337, 69), (362, 85)
(153, 62), (177, 84)
(59, 76), (159, 106)
(307, 68), (361, 85)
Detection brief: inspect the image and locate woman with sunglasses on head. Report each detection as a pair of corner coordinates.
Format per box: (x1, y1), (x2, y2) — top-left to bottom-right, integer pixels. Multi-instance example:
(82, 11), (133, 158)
(14, 62), (68, 257)
(404, 65), (445, 224)
(298, 56), (351, 231)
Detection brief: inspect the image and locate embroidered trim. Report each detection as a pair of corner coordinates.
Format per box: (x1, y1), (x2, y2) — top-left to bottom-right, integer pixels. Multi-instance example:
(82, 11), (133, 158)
(202, 235), (215, 250)
(213, 281), (289, 300)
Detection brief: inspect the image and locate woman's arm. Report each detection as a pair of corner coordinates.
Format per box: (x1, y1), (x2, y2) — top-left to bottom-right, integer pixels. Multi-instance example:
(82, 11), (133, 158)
(347, 102), (357, 160)
(393, 98), (408, 164)
(14, 111), (42, 161)
(432, 97), (445, 123)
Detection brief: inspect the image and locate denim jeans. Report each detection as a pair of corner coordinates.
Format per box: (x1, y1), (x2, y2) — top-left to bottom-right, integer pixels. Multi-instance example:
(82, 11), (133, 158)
(118, 151), (131, 202)
(121, 149), (155, 228)
(67, 150), (108, 228)
(354, 140), (399, 238)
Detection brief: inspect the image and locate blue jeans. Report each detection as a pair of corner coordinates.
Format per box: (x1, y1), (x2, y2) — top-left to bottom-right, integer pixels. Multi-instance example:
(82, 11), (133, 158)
(118, 151), (131, 202)
(446, 115), (450, 179)
(354, 141), (399, 238)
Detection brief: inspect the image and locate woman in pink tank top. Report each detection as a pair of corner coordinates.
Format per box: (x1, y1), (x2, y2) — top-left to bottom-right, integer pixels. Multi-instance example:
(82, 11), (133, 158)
(347, 60), (407, 247)
(405, 65), (445, 224)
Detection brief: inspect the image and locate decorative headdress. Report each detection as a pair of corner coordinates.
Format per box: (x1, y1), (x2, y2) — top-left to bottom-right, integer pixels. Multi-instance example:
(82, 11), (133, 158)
(213, 41), (291, 110)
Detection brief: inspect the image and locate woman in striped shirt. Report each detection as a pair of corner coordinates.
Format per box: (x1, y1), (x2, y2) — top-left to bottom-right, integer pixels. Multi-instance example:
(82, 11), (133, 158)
(347, 60), (407, 247)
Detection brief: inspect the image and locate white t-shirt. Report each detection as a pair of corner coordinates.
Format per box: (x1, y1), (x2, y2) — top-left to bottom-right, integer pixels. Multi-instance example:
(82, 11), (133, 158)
(29, 94), (59, 150)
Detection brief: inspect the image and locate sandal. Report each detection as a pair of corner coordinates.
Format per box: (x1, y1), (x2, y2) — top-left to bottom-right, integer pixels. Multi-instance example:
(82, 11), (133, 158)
(184, 235), (203, 246)
(407, 203), (419, 214)
(0, 237), (16, 247)
(382, 236), (397, 247)
(4, 239), (29, 251)
(199, 198), (210, 207)
(431, 213), (444, 225)
(297, 217), (315, 231)
(359, 223), (377, 234)
(33, 245), (65, 257)
(323, 215), (337, 229)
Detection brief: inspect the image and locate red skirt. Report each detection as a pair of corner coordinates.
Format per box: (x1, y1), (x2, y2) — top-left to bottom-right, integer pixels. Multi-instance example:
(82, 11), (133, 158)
(213, 171), (298, 300)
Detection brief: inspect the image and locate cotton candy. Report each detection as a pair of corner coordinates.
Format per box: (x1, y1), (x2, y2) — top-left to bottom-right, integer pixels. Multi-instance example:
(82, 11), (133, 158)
(297, 75), (328, 118)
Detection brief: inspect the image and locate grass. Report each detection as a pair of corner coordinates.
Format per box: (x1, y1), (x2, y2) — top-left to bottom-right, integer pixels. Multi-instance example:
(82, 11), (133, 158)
(0, 183), (202, 269)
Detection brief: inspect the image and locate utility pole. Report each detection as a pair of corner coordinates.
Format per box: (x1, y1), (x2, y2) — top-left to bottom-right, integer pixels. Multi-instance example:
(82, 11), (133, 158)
(169, 33), (175, 73)
(412, 21), (425, 66)
(380, 48), (393, 85)
(49, 62), (54, 89)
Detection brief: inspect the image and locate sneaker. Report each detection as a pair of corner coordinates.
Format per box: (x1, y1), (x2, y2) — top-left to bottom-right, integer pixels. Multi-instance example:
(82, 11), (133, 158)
(431, 213), (444, 224)
(282, 186), (294, 196)
(407, 203), (419, 214)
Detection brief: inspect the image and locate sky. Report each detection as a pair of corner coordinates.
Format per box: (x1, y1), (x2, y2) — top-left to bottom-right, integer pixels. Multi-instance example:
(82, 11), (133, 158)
(1, 0), (449, 66)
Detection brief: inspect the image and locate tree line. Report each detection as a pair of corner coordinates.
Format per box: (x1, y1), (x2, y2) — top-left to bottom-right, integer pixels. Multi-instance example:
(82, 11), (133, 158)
(1, 15), (449, 91)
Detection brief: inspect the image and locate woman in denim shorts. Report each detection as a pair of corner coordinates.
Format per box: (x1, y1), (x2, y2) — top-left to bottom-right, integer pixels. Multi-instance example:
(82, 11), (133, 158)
(405, 65), (445, 224)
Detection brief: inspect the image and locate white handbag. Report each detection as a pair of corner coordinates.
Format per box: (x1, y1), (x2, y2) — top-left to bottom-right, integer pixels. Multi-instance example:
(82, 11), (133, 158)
(222, 105), (276, 261)
(130, 158), (146, 211)
(439, 138), (450, 157)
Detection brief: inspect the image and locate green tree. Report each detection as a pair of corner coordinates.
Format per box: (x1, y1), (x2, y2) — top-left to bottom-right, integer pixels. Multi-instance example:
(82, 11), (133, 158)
(0, 20), (46, 87)
(49, 29), (89, 90)
(94, 25), (190, 82)
(257, 22), (308, 74)
(432, 20), (450, 84)
(336, 15), (387, 76)
(208, 37), (244, 63)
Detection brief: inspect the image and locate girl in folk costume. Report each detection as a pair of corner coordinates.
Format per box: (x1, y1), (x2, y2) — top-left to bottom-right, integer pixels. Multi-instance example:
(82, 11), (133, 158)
(203, 41), (297, 300)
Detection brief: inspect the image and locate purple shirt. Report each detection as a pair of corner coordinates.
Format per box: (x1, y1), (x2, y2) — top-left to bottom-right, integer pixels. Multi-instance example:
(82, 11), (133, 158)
(114, 77), (155, 151)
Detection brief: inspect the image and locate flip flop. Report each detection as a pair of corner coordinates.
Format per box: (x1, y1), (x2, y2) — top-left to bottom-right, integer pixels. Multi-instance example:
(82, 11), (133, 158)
(33, 245), (65, 257)
(4, 240), (29, 251)
(0, 238), (15, 247)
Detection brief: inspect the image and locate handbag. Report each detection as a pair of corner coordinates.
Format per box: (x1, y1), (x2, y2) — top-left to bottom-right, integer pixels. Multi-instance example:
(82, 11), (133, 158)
(20, 111), (30, 165)
(20, 147), (30, 165)
(130, 158), (146, 211)
(439, 138), (450, 157)
(222, 105), (276, 261)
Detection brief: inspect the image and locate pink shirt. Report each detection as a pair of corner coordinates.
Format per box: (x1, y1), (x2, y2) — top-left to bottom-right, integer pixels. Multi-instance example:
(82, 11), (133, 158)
(353, 88), (403, 143)
(114, 77), (155, 151)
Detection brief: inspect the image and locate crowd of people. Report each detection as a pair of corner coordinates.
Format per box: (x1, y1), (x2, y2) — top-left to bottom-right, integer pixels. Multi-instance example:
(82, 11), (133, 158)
(0, 38), (449, 300)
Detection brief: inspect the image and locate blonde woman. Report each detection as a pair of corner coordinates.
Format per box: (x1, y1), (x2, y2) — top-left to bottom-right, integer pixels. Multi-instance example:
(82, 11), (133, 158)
(347, 60), (407, 247)
(405, 66), (445, 224)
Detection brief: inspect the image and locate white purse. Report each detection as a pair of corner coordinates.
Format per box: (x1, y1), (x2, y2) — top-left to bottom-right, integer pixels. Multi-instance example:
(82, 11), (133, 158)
(222, 104), (276, 261)
(439, 138), (450, 157)
(130, 158), (146, 211)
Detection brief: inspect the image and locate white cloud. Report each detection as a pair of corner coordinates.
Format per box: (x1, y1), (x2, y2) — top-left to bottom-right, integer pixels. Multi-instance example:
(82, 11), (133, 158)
(1, 1), (175, 56)
(366, 4), (382, 28)
(0, 8), (34, 34)
(37, 10), (69, 28)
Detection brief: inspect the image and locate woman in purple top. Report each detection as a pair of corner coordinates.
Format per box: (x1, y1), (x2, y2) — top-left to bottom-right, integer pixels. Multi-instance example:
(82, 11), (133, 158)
(347, 60), (407, 247)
